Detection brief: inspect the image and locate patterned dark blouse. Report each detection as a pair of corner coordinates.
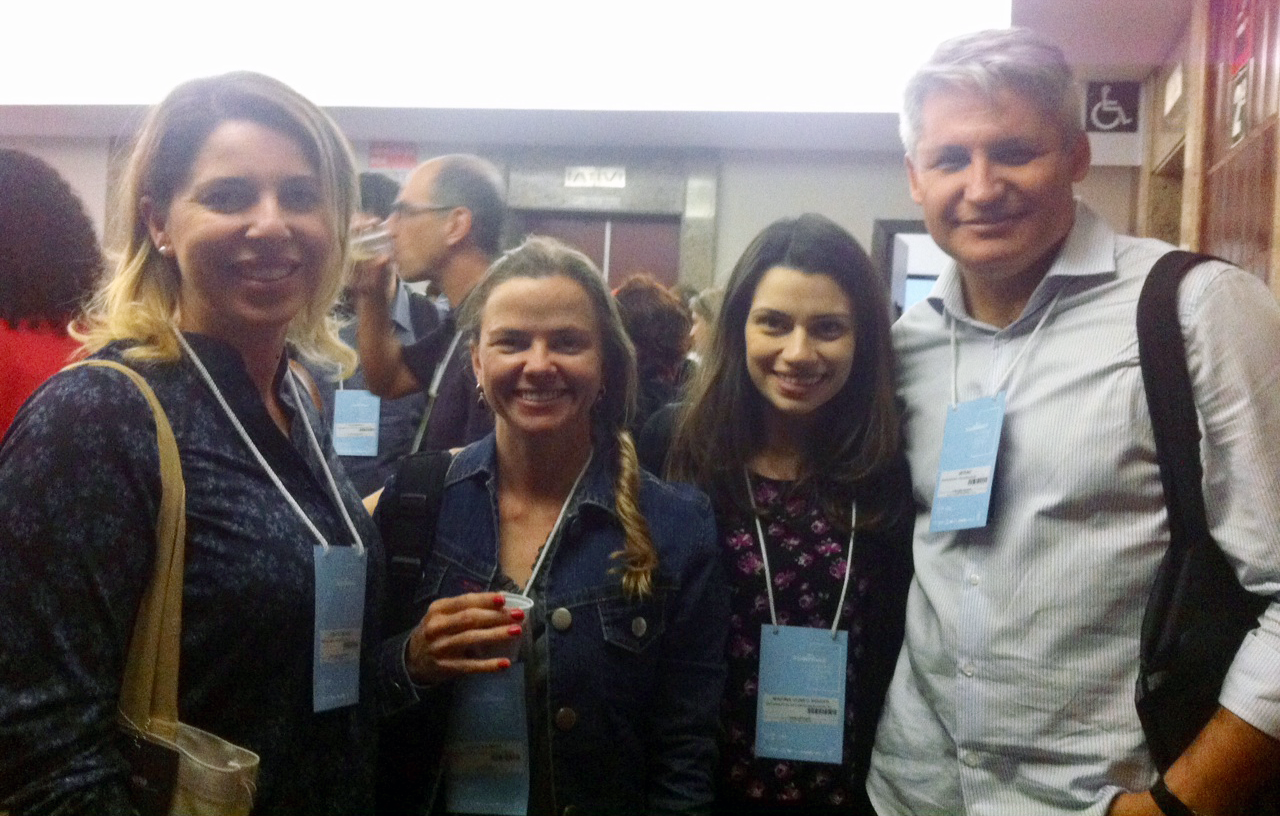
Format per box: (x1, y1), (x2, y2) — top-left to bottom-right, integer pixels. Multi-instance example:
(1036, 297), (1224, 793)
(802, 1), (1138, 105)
(0, 334), (382, 815)
(716, 469), (912, 814)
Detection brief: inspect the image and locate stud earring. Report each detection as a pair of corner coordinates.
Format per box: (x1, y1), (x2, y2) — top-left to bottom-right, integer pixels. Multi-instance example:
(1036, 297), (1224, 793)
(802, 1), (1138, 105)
(476, 383), (487, 408)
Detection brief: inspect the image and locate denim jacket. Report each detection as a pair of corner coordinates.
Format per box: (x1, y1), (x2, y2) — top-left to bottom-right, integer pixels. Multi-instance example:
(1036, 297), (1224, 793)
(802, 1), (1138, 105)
(378, 434), (729, 815)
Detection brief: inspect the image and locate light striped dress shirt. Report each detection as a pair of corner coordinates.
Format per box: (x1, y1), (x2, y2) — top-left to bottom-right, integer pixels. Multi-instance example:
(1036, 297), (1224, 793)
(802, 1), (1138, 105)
(868, 204), (1280, 815)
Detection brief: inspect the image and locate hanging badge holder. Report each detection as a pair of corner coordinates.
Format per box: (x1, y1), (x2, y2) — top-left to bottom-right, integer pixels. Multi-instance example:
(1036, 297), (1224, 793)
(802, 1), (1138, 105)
(442, 452), (591, 816)
(930, 393), (1005, 532)
(748, 472), (855, 765)
(333, 389), (380, 457)
(756, 626), (848, 763)
(313, 544), (367, 712)
(445, 670), (531, 816)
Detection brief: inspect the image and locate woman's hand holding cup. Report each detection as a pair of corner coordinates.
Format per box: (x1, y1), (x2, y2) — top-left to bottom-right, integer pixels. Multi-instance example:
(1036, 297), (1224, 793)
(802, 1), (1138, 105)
(404, 592), (530, 685)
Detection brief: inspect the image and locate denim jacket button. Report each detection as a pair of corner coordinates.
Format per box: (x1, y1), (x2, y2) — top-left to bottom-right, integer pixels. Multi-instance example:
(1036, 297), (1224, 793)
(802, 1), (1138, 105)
(554, 706), (578, 731)
(551, 607), (573, 631)
(631, 616), (647, 638)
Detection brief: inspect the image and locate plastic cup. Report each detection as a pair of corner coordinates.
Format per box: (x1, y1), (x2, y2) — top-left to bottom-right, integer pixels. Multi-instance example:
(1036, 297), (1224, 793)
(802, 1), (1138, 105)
(349, 226), (392, 261)
(482, 592), (534, 662)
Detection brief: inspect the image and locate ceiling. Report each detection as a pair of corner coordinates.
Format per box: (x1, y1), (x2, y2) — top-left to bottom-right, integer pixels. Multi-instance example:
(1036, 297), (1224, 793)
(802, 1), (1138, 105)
(0, 0), (1197, 153)
(1014, 0), (1197, 82)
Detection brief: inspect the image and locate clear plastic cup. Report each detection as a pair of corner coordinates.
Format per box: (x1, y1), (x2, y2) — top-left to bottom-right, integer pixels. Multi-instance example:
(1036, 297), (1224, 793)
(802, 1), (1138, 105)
(482, 592), (534, 662)
(349, 226), (392, 261)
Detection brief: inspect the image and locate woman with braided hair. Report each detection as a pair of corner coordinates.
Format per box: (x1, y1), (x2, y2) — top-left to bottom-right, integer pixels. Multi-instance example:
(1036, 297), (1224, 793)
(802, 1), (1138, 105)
(375, 235), (729, 815)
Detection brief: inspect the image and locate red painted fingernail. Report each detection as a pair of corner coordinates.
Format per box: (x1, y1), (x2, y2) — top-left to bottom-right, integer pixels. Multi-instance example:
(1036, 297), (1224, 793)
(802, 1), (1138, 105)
(507, 625), (523, 636)
(498, 658), (512, 669)
(509, 609), (525, 622)
(492, 594), (506, 607)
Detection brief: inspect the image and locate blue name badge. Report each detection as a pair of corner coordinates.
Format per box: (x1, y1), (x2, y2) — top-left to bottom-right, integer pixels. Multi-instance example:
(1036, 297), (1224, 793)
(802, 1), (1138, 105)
(755, 625), (847, 764)
(312, 545), (366, 712)
(445, 670), (529, 816)
(930, 393), (1006, 532)
(333, 389), (380, 457)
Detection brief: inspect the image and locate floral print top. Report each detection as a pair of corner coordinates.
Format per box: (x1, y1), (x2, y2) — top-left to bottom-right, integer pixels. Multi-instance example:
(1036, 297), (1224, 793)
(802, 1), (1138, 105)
(717, 473), (871, 809)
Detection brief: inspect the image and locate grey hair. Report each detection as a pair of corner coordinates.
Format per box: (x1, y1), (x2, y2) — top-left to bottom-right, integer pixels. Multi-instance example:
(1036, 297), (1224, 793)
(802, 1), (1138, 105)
(900, 27), (1083, 156)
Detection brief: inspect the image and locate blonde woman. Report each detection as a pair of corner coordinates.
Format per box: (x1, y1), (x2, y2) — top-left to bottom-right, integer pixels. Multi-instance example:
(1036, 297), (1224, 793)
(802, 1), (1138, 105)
(0, 72), (381, 812)
(376, 237), (729, 815)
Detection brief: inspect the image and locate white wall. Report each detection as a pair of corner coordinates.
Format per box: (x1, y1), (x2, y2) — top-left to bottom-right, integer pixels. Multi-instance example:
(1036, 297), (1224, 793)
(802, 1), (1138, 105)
(0, 136), (1140, 276)
(0, 137), (112, 239)
(715, 151), (921, 283)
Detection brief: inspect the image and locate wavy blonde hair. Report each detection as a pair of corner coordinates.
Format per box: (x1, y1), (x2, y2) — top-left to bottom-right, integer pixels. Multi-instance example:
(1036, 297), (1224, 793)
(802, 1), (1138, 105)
(462, 236), (657, 598)
(73, 71), (357, 375)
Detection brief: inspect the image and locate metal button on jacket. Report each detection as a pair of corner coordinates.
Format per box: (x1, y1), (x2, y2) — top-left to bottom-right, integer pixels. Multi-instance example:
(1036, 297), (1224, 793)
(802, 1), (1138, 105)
(551, 607), (573, 631)
(554, 707), (578, 731)
(631, 616), (647, 638)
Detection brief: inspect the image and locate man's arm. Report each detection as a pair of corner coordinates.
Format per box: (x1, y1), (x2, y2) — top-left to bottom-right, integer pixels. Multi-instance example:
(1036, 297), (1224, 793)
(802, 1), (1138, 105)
(1110, 708), (1280, 815)
(350, 257), (422, 399)
(1114, 261), (1280, 815)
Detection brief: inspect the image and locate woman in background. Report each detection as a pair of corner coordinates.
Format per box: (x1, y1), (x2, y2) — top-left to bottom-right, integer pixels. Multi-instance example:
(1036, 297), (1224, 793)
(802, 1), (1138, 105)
(667, 214), (912, 815)
(0, 149), (102, 438)
(377, 236), (728, 815)
(614, 273), (692, 435)
(0, 72), (380, 813)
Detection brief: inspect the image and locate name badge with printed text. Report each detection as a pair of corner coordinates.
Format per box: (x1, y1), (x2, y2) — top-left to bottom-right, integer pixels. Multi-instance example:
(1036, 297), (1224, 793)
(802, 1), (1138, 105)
(446, 669), (530, 815)
(930, 393), (1006, 532)
(755, 625), (847, 764)
(333, 390), (380, 457)
(313, 545), (366, 712)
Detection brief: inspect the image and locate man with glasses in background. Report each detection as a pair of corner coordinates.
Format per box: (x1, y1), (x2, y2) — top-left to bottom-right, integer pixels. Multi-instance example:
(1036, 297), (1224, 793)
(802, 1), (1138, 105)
(351, 153), (505, 454)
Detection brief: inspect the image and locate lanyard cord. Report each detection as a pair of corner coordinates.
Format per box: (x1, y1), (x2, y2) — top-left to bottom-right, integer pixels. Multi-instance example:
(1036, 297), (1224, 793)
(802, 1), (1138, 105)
(949, 288), (1063, 407)
(516, 450), (593, 598)
(287, 374), (365, 554)
(410, 330), (464, 454)
(745, 470), (856, 639)
(176, 332), (364, 555)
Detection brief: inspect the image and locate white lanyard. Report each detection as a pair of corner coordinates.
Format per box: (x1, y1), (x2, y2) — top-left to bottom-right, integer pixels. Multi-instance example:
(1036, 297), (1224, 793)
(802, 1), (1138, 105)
(948, 288), (1063, 407)
(410, 329), (464, 453)
(176, 332), (365, 555)
(745, 469), (855, 639)
(515, 451), (593, 598)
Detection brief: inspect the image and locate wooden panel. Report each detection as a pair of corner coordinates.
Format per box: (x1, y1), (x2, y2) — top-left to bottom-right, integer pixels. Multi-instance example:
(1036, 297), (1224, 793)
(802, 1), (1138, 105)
(1202, 121), (1275, 278)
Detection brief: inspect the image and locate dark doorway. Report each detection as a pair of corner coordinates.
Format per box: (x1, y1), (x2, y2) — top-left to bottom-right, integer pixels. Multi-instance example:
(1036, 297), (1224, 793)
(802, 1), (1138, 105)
(518, 212), (682, 289)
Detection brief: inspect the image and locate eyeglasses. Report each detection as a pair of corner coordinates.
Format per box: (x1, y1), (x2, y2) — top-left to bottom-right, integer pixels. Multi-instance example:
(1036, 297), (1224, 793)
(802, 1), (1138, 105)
(389, 201), (459, 219)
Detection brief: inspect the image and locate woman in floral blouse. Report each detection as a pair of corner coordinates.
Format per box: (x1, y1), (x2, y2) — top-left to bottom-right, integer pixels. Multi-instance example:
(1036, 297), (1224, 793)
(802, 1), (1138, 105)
(667, 214), (912, 815)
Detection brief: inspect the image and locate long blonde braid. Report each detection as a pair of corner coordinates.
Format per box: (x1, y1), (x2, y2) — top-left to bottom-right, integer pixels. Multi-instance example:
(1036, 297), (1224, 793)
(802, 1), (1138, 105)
(611, 430), (658, 599)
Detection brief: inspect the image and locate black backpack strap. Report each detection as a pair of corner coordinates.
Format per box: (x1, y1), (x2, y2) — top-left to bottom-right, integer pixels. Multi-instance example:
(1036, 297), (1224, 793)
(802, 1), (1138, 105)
(1135, 250), (1269, 770)
(380, 449), (453, 637)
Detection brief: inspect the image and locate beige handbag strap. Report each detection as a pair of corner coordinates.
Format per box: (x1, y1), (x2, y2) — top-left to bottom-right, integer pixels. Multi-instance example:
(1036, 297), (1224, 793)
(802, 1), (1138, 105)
(66, 360), (185, 739)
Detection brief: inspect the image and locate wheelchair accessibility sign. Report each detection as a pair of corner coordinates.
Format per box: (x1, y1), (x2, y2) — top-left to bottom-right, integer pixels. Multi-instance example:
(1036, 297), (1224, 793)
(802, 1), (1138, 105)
(1086, 82), (1139, 133)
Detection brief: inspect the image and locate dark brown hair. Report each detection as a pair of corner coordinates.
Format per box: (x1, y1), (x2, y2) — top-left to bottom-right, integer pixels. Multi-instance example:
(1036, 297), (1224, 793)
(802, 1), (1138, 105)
(0, 149), (102, 328)
(668, 213), (900, 528)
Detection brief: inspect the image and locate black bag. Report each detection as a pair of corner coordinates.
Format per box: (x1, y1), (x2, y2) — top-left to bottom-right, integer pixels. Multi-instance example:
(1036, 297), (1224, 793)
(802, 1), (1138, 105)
(376, 450), (453, 815)
(1135, 251), (1275, 807)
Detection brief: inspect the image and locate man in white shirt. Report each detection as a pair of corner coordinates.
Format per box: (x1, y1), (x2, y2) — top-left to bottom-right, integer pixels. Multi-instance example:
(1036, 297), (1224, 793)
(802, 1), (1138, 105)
(868, 27), (1280, 816)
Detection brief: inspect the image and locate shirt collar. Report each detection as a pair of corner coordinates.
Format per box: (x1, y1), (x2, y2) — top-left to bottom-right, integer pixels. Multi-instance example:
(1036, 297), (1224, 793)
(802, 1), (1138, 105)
(449, 433), (619, 521)
(927, 201), (1118, 322)
(389, 279), (414, 333)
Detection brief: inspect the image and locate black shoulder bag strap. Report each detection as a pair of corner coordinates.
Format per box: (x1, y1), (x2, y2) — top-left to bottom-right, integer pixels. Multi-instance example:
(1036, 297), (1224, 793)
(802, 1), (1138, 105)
(1135, 249), (1270, 773)
(381, 449), (453, 637)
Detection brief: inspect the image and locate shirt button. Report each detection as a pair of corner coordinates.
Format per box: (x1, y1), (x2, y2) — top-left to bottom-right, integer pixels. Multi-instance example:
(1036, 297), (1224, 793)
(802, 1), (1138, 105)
(554, 707), (578, 731)
(961, 663), (975, 677)
(631, 616), (648, 638)
(962, 751), (981, 767)
(968, 574), (980, 585)
(551, 607), (573, 631)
